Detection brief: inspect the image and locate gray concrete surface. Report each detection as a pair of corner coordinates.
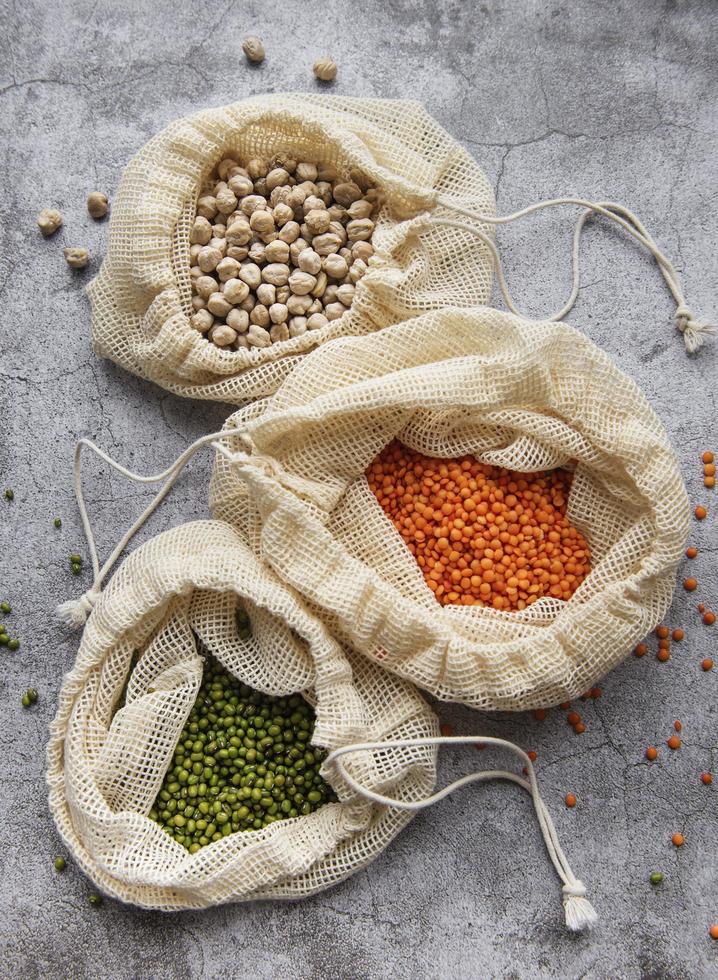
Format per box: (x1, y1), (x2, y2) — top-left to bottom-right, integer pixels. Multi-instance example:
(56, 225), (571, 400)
(1, 0), (716, 977)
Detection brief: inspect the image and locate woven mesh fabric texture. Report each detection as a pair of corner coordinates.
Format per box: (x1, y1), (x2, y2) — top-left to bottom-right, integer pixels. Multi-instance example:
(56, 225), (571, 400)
(210, 307), (690, 710)
(88, 94), (494, 404)
(47, 520), (438, 910)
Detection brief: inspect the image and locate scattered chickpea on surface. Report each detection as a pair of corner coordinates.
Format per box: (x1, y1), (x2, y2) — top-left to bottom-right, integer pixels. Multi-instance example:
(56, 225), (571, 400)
(313, 57), (338, 82)
(63, 247), (89, 269)
(87, 191), (109, 219)
(37, 208), (63, 236)
(242, 36), (265, 63)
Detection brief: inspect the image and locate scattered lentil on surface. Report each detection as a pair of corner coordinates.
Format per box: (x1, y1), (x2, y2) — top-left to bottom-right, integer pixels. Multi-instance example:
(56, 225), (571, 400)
(667, 735), (681, 750)
(565, 793), (577, 808)
(646, 746), (658, 761)
(694, 505), (707, 520)
(367, 442), (591, 610)
(650, 872), (664, 885)
(54, 857), (66, 872)
(671, 832), (684, 847)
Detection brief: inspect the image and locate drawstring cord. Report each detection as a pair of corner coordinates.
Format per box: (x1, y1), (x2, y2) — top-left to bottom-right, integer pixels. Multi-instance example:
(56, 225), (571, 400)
(55, 427), (246, 628)
(432, 194), (715, 353)
(325, 734), (598, 933)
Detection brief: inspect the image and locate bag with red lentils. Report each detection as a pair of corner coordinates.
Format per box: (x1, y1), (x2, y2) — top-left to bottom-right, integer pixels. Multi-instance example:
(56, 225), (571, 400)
(210, 306), (691, 710)
(88, 93), (495, 404)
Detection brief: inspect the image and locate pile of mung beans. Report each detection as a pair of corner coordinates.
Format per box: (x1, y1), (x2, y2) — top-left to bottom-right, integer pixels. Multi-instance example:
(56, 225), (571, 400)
(188, 155), (380, 350)
(149, 623), (337, 852)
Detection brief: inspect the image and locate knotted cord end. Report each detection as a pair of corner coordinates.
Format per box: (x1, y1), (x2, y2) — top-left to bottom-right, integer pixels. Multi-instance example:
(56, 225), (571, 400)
(675, 305), (716, 354)
(55, 588), (101, 628)
(562, 880), (598, 932)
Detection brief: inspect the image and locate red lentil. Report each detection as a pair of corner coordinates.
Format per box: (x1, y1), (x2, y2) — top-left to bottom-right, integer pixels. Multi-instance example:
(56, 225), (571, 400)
(710, 925), (718, 941)
(440, 723), (453, 737)
(565, 793), (577, 808)
(683, 578), (698, 592)
(533, 708), (546, 721)
(656, 625), (669, 639)
(673, 720), (682, 732)
(527, 750), (538, 762)
(705, 477), (716, 488)
(702, 658), (714, 671)
(695, 506), (707, 520)
(657, 649), (670, 662)
(701, 773), (712, 786)
(634, 643), (648, 657)
(645, 746), (658, 761)
(566, 712), (581, 726)
(367, 442), (591, 610)
(703, 452), (715, 464)
(704, 464), (716, 476)
(667, 735), (681, 750)
(573, 722), (586, 734)
(698, 603), (706, 614)
(703, 611), (716, 626)
(671, 832), (684, 847)
(686, 547), (698, 559)
(560, 702), (571, 710)
(672, 628), (684, 642)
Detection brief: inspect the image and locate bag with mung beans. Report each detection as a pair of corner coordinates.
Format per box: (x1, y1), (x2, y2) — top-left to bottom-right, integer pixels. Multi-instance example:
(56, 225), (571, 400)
(88, 93), (494, 404)
(47, 519), (439, 910)
(210, 307), (690, 710)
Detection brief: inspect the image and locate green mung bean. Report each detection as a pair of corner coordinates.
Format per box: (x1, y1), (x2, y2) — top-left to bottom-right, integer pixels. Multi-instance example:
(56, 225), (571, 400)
(149, 643), (337, 852)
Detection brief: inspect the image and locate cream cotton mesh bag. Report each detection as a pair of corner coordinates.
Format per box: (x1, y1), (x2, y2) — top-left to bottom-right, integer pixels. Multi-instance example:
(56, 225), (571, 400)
(210, 306), (691, 711)
(47, 518), (440, 910)
(49, 442), (599, 928)
(87, 93), (495, 404)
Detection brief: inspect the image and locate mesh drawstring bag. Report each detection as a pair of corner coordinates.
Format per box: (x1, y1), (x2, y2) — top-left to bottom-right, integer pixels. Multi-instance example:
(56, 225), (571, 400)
(50, 446), (599, 929)
(209, 304), (691, 710)
(88, 93), (495, 404)
(47, 519), (439, 910)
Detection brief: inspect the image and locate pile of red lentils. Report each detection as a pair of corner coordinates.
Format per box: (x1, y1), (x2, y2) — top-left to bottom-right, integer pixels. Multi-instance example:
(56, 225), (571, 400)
(366, 441), (591, 611)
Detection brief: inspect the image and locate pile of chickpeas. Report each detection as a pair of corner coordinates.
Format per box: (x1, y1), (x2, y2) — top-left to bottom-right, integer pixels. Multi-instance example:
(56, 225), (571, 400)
(188, 155), (380, 350)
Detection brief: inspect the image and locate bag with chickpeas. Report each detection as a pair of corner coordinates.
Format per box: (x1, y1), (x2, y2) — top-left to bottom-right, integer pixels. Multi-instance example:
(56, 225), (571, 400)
(88, 93), (494, 404)
(210, 307), (691, 710)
